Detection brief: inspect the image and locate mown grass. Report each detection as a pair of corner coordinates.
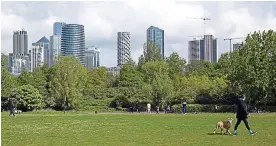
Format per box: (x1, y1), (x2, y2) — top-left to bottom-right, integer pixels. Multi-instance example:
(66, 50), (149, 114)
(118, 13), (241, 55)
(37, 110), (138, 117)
(1, 112), (276, 146)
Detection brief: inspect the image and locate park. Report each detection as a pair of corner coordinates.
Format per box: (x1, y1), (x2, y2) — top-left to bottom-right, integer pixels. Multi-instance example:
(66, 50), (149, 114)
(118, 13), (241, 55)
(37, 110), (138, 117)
(2, 111), (276, 146)
(1, 30), (276, 145)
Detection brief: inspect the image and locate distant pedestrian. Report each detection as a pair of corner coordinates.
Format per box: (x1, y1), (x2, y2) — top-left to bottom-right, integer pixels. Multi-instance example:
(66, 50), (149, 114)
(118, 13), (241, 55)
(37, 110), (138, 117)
(215, 105), (218, 113)
(182, 101), (187, 114)
(156, 105), (159, 114)
(9, 100), (15, 117)
(136, 102), (140, 113)
(233, 95), (257, 136)
(147, 103), (151, 113)
(129, 103), (134, 114)
(166, 105), (170, 114)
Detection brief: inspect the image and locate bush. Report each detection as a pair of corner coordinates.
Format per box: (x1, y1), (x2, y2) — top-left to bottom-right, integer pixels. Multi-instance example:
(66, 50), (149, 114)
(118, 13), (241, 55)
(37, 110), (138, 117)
(170, 104), (235, 113)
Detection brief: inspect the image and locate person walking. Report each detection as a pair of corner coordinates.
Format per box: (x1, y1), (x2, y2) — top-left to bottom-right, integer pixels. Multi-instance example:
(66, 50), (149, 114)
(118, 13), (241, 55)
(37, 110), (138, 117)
(233, 95), (257, 136)
(9, 100), (15, 117)
(182, 101), (187, 114)
(129, 103), (134, 114)
(156, 105), (159, 114)
(147, 103), (151, 114)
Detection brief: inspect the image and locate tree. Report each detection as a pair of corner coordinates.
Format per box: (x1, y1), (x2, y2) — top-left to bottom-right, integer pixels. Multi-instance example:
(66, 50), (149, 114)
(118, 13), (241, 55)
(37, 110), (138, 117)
(85, 67), (108, 99)
(240, 30), (276, 105)
(43, 65), (57, 108)
(166, 52), (186, 79)
(9, 84), (43, 111)
(118, 61), (144, 88)
(223, 30), (276, 106)
(17, 71), (33, 86)
(1, 54), (8, 69)
(185, 60), (216, 78)
(1, 68), (18, 97)
(140, 40), (163, 64)
(50, 56), (87, 110)
(142, 60), (173, 108)
(31, 67), (47, 95)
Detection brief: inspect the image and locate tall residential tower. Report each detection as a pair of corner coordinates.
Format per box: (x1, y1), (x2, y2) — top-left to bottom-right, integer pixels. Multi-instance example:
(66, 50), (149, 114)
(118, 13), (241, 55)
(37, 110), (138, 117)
(9, 29), (29, 74)
(13, 29), (28, 55)
(117, 32), (131, 67)
(188, 35), (218, 63)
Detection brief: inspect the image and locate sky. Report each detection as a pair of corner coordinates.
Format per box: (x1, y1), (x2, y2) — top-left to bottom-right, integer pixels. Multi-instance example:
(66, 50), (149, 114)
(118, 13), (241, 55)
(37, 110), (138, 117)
(1, 1), (276, 67)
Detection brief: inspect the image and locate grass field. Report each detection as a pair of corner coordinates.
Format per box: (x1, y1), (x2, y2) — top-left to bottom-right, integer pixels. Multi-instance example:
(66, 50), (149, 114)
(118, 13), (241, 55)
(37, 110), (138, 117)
(1, 112), (276, 146)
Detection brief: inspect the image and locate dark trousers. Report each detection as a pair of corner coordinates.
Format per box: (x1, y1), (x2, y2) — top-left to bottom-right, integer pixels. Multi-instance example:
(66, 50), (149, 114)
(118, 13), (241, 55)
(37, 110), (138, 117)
(183, 106), (186, 114)
(234, 118), (251, 130)
(9, 110), (15, 116)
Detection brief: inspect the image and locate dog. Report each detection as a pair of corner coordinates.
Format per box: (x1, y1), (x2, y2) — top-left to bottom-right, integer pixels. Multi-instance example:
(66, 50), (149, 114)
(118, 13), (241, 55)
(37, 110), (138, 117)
(213, 118), (233, 135)
(14, 110), (22, 114)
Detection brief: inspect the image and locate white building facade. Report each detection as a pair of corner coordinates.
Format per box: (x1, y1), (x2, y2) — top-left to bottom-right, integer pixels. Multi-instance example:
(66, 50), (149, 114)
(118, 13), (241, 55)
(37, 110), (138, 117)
(85, 46), (100, 69)
(107, 66), (121, 76)
(29, 44), (44, 72)
(8, 53), (29, 74)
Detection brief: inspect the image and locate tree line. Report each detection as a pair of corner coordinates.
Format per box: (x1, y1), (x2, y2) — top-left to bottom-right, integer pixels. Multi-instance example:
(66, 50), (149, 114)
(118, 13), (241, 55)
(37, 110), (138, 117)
(1, 30), (276, 112)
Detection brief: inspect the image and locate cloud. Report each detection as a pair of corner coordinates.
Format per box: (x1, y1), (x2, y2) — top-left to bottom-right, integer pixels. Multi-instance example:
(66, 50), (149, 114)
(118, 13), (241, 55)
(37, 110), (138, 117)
(1, 1), (276, 67)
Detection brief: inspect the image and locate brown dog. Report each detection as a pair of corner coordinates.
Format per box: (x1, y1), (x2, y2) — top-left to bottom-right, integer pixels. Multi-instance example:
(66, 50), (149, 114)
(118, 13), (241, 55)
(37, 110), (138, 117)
(213, 118), (233, 135)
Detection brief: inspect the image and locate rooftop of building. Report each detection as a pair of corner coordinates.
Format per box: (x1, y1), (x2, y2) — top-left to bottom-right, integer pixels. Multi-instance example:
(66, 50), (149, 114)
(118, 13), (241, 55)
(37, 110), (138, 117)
(35, 36), (50, 44)
(147, 25), (164, 31)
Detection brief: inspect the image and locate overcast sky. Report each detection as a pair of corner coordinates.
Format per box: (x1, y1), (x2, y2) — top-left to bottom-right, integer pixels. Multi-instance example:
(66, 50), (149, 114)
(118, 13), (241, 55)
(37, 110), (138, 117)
(1, 1), (276, 67)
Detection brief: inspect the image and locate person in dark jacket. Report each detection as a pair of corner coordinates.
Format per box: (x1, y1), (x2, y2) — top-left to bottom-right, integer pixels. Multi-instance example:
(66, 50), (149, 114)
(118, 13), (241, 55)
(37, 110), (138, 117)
(233, 95), (256, 136)
(9, 100), (15, 117)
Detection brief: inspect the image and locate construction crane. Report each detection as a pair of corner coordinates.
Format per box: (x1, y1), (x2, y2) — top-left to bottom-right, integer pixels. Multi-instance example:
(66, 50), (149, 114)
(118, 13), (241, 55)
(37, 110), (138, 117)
(188, 17), (211, 35)
(224, 37), (245, 53)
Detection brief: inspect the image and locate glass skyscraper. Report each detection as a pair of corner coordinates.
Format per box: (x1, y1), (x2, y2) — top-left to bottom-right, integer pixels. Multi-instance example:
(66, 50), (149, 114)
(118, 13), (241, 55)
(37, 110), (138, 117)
(147, 26), (165, 58)
(61, 24), (85, 65)
(53, 22), (65, 35)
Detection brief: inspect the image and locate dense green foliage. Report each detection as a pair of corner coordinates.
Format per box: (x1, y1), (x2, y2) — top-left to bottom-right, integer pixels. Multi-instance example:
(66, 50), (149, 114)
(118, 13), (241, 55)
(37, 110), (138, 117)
(2, 113), (276, 146)
(1, 30), (276, 111)
(1, 54), (8, 69)
(9, 84), (43, 110)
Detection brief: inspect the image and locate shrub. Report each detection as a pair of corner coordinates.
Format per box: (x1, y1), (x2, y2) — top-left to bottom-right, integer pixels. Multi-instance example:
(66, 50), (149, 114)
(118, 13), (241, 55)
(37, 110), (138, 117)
(170, 104), (235, 113)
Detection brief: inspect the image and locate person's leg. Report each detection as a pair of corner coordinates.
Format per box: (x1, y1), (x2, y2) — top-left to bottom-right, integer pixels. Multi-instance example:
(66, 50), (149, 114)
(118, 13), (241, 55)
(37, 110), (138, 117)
(242, 118), (251, 130)
(243, 119), (256, 135)
(184, 107), (186, 114)
(233, 118), (242, 135)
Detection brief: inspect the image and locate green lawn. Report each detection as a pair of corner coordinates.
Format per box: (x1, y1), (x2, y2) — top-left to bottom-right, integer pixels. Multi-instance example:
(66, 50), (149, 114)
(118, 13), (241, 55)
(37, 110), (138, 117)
(1, 112), (276, 146)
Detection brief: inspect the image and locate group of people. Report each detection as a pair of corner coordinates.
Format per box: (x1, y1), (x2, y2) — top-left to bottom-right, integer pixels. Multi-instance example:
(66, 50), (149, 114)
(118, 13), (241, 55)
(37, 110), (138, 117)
(130, 102), (188, 114)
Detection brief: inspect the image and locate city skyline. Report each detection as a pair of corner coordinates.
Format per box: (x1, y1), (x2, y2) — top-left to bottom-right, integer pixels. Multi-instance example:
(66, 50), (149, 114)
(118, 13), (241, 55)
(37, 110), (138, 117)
(1, 1), (276, 67)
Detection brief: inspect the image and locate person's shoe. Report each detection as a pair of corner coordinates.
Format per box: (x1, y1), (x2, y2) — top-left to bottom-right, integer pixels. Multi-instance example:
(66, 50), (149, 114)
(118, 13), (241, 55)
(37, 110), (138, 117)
(250, 132), (257, 135)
